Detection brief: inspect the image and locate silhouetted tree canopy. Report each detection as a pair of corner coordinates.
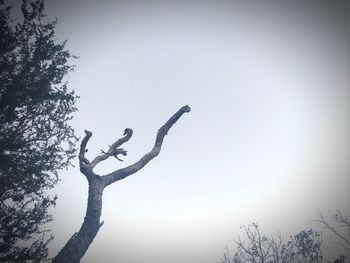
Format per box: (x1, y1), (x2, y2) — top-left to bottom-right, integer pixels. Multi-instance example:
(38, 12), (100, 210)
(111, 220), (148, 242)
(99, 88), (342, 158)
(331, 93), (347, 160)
(0, 0), (78, 261)
(221, 223), (323, 263)
(221, 214), (350, 263)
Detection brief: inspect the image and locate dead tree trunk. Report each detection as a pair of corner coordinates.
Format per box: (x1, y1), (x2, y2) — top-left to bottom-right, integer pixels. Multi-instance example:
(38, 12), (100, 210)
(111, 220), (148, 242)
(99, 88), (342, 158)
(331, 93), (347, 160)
(52, 105), (191, 263)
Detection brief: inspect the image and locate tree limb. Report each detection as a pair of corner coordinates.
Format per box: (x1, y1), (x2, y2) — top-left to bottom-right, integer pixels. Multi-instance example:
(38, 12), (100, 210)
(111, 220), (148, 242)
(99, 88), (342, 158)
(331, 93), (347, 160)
(79, 130), (93, 180)
(102, 105), (191, 186)
(79, 130), (92, 165)
(90, 128), (133, 169)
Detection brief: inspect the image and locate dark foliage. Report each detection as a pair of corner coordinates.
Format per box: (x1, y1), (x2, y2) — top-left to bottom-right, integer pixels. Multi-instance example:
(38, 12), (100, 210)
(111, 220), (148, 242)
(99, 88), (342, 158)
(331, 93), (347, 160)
(0, 0), (78, 261)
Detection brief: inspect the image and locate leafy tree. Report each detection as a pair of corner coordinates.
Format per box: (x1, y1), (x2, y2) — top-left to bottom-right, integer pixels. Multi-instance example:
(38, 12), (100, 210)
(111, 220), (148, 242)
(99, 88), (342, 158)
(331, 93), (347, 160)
(0, 0), (78, 261)
(220, 223), (323, 263)
(53, 105), (191, 262)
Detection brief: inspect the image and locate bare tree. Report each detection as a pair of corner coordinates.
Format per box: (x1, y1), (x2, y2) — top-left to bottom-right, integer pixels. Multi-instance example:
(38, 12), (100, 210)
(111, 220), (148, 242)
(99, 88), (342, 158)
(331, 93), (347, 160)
(233, 223), (284, 263)
(317, 210), (350, 253)
(52, 105), (191, 263)
(220, 223), (323, 263)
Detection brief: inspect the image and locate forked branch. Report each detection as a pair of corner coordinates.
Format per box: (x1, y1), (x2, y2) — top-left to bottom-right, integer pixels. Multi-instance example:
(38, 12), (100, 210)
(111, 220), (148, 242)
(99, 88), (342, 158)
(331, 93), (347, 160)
(90, 128), (133, 168)
(102, 105), (191, 186)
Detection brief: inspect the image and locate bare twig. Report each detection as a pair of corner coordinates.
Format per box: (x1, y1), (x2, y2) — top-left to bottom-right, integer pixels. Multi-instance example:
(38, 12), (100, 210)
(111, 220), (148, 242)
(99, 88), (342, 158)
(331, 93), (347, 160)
(316, 211), (350, 247)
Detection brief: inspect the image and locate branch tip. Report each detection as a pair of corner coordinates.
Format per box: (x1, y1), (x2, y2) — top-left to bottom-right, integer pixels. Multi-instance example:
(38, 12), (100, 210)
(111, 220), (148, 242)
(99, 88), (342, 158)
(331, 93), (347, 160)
(123, 128), (133, 136)
(183, 105), (191, 112)
(84, 130), (92, 136)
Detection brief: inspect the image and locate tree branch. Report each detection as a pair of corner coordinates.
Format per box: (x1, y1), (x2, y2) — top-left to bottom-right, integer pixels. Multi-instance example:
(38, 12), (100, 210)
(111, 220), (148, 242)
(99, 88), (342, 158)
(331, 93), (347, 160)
(316, 212), (350, 247)
(79, 130), (93, 180)
(102, 105), (191, 186)
(79, 130), (92, 165)
(90, 128), (133, 169)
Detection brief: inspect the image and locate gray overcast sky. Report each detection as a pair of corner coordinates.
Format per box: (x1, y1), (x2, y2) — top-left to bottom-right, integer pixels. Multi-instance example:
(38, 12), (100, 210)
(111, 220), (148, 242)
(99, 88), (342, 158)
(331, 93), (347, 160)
(27, 1), (350, 262)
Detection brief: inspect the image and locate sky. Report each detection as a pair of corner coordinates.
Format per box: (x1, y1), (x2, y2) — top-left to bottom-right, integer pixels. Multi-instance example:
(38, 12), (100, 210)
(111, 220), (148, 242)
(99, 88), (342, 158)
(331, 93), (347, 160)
(19, 0), (350, 262)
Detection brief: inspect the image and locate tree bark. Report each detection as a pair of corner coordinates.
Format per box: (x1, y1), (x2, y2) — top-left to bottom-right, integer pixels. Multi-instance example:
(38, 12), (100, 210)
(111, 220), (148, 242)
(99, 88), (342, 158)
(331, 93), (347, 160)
(52, 175), (104, 263)
(52, 105), (190, 262)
